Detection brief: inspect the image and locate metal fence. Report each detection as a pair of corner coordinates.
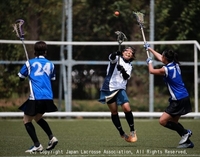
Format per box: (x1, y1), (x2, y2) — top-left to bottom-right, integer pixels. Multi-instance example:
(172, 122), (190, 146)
(0, 40), (200, 118)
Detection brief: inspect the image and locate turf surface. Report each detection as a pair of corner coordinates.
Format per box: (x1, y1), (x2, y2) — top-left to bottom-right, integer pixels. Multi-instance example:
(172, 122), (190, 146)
(0, 118), (199, 157)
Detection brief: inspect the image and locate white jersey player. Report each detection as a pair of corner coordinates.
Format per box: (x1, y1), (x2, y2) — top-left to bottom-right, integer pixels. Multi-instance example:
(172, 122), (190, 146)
(99, 46), (137, 143)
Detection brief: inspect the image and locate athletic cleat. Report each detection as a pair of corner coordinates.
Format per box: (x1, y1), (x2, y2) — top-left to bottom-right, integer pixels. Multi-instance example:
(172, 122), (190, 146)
(25, 144), (43, 153)
(125, 131), (137, 143)
(179, 130), (192, 145)
(46, 136), (58, 150)
(177, 142), (194, 149)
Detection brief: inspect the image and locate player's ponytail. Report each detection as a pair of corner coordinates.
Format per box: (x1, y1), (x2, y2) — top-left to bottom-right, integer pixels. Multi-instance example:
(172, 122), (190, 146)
(162, 49), (180, 64)
(173, 52), (180, 65)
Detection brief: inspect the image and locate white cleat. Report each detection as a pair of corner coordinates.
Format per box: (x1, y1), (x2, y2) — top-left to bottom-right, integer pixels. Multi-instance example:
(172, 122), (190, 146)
(179, 130), (192, 145)
(177, 142), (194, 148)
(25, 144), (43, 153)
(46, 136), (58, 150)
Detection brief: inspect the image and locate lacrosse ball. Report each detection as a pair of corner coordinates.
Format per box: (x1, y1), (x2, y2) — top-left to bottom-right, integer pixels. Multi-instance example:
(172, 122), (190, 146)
(114, 11), (120, 16)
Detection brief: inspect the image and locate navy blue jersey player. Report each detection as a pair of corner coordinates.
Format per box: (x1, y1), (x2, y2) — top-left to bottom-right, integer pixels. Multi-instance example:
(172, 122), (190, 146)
(99, 46), (137, 143)
(145, 44), (193, 149)
(18, 41), (58, 152)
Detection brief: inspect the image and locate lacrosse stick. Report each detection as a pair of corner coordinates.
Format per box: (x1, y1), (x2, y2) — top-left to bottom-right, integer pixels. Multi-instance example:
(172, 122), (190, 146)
(13, 19), (29, 60)
(115, 31), (127, 64)
(133, 12), (150, 58)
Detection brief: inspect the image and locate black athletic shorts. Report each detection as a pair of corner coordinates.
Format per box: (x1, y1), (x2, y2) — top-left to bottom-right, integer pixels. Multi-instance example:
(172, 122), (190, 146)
(165, 96), (192, 116)
(18, 99), (58, 116)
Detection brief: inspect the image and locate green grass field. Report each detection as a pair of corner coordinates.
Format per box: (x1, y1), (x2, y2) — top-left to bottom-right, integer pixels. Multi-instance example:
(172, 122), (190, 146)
(0, 118), (200, 157)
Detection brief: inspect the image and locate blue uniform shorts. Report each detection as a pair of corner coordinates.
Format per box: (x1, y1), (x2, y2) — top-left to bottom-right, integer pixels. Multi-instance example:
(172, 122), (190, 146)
(99, 89), (129, 105)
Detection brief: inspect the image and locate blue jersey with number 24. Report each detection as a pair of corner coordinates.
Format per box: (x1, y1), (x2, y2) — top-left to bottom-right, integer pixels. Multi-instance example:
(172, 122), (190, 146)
(18, 56), (55, 100)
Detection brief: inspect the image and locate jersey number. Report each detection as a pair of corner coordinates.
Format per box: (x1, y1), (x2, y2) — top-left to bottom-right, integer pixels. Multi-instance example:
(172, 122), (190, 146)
(32, 62), (51, 76)
(170, 65), (181, 78)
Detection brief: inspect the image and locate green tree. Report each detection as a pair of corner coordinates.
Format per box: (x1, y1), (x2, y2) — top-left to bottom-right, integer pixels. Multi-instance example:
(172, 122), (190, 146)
(155, 0), (200, 42)
(0, 0), (62, 98)
(0, 0), (200, 101)
(154, 0), (200, 95)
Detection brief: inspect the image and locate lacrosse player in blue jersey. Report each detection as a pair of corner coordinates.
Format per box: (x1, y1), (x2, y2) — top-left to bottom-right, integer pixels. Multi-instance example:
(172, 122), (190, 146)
(18, 41), (58, 152)
(144, 44), (193, 148)
(99, 46), (137, 143)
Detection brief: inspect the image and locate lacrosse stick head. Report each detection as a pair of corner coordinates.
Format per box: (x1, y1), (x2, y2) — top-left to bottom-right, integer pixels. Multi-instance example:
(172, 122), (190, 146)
(115, 31), (127, 44)
(12, 19), (25, 40)
(133, 12), (144, 27)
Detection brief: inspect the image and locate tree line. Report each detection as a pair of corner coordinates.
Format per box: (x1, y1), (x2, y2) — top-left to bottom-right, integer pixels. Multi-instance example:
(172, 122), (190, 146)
(0, 0), (199, 101)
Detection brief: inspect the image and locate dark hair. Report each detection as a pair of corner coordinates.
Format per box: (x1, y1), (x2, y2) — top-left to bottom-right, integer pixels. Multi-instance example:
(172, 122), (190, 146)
(123, 46), (136, 61)
(34, 41), (47, 56)
(162, 49), (179, 64)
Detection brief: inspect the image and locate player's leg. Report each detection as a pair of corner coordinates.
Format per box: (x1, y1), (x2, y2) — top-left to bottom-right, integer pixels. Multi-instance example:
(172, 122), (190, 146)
(34, 114), (53, 140)
(107, 102), (126, 137)
(171, 116), (190, 137)
(159, 112), (186, 134)
(176, 122), (191, 141)
(159, 112), (192, 146)
(23, 114), (43, 152)
(34, 113), (58, 150)
(121, 102), (135, 131)
(121, 102), (137, 142)
(117, 90), (135, 131)
(171, 116), (193, 148)
(116, 90), (137, 142)
(177, 123), (194, 148)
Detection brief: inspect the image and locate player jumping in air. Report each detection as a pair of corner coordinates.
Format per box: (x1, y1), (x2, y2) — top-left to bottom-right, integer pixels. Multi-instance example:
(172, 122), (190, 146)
(144, 44), (193, 148)
(18, 41), (58, 152)
(99, 46), (137, 143)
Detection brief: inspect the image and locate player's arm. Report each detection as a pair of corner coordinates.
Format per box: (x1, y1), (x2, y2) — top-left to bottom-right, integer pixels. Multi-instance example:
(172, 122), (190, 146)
(18, 72), (26, 81)
(50, 63), (56, 81)
(117, 65), (130, 80)
(148, 47), (162, 62)
(18, 63), (28, 81)
(148, 63), (165, 75)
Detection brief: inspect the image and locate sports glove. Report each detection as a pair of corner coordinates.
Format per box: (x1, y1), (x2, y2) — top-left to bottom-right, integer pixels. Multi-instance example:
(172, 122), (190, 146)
(144, 43), (150, 50)
(146, 57), (153, 64)
(110, 51), (121, 60)
(116, 50), (121, 56)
